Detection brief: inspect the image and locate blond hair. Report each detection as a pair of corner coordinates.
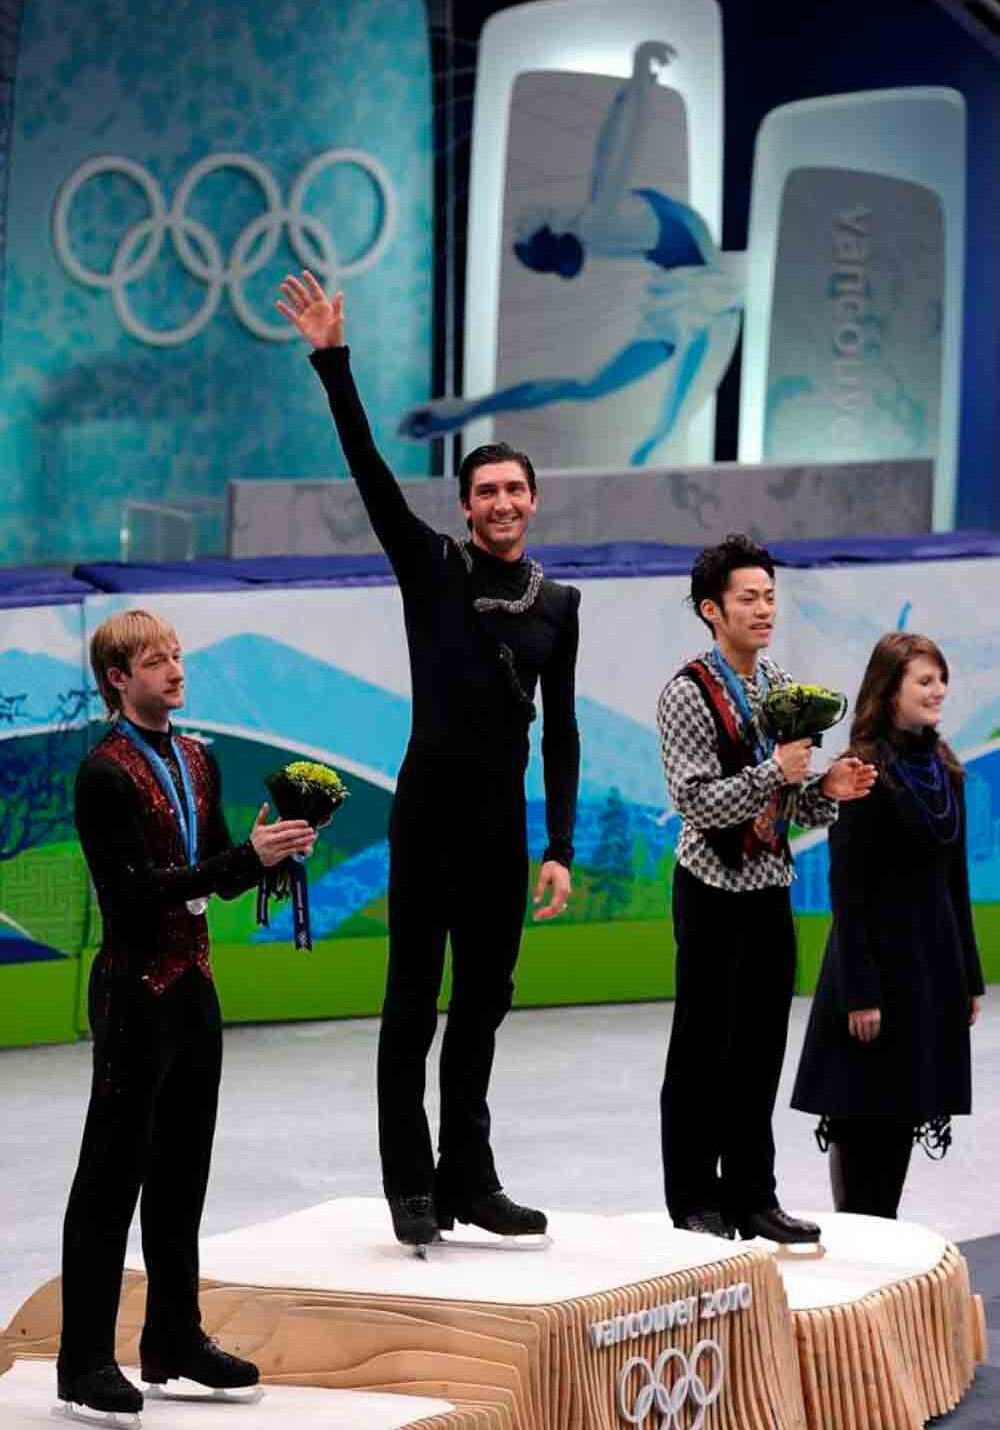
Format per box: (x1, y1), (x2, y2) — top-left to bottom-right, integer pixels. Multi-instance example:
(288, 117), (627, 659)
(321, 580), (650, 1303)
(90, 609), (180, 715)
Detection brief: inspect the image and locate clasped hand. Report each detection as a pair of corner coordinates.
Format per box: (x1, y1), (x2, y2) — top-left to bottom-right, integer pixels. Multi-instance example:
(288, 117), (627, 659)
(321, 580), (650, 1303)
(774, 741), (877, 801)
(250, 803), (316, 868)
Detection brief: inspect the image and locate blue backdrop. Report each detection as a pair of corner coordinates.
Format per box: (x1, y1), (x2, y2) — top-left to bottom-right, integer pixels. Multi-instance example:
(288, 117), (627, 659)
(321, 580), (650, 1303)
(0, 0), (433, 564)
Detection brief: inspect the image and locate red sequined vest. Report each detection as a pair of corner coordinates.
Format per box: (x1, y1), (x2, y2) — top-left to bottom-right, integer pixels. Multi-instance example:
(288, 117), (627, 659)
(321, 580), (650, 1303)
(95, 726), (216, 993)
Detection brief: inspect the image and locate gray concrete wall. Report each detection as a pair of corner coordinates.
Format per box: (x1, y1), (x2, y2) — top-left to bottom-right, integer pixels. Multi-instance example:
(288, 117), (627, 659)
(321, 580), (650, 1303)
(228, 458), (933, 556)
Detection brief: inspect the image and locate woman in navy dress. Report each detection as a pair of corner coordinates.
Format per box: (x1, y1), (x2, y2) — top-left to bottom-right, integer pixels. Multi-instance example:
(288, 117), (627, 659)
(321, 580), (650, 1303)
(792, 633), (984, 1218)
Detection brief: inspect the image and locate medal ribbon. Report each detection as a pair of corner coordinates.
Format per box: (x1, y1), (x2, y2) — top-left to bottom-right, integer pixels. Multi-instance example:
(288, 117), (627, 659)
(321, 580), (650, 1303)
(256, 855), (313, 950)
(709, 648), (773, 766)
(118, 717), (200, 866)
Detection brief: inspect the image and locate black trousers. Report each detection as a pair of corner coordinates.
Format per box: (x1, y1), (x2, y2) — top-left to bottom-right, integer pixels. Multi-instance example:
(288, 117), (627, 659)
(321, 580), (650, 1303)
(660, 864), (797, 1223)
(377, 754), (528, 1202)
(58, 961), (222, 1378)
(826, 1119), (914, 1219)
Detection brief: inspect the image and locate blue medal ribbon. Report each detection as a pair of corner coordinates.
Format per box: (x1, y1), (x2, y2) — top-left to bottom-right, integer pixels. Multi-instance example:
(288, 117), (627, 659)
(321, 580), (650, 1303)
(709, 648), (773, 766)
(117, 717), (206, 912)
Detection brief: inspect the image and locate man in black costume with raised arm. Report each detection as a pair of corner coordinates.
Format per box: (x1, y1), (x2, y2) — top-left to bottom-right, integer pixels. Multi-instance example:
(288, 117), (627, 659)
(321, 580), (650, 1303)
(278, 272), (581, 1249)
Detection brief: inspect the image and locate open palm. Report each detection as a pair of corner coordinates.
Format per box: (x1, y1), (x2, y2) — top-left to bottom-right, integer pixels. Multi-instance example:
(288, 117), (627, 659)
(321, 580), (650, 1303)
(276, 271), (344, 348)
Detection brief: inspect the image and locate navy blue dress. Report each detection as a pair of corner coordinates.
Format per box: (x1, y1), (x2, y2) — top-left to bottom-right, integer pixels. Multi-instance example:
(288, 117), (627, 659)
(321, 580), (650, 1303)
(792, 732), (984, 1127)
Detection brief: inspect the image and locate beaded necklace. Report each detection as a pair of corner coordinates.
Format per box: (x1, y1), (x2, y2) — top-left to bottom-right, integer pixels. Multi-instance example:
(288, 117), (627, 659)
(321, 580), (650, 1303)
(892, 742), (959, 845)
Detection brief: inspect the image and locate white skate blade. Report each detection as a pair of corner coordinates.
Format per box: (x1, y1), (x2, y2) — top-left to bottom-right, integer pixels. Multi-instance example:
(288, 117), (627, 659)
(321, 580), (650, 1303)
(772, 1240), (826, 1261)
(742, 1235), (826, 1260)
(51, 1404), (141, 1428)
(438, 1230), (553, 1252)
(143, 1381), (264, 1404)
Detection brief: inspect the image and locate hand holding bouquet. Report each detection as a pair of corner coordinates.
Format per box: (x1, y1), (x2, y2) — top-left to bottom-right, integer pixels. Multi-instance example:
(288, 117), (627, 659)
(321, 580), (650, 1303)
(758, 683), (848, 824)
(257, 760), (349, 949)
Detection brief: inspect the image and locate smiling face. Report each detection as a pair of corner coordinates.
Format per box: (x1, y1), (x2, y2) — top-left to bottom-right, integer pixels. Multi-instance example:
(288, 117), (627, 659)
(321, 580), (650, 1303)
(699, 565), (776, 662)
(108, 639), (186, 730)
(462, 460), (538, 560)
(893, 653), (948, 732)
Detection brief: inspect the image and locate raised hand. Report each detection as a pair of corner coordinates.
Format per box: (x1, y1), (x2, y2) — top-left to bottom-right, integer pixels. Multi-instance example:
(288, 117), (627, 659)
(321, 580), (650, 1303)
(276, 271), (344, 349)
(633, 41), (676, 78)
(250, 803), (316, 867)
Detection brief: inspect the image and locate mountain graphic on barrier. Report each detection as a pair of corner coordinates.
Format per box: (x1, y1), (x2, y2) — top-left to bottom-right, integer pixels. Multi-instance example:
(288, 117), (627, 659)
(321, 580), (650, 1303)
(183, 636), (669, 810)
(9, 638), (997, 951)
(0, 923), (67, 966)
(0, 650), (86, 722)
(0, 638), (669, 808)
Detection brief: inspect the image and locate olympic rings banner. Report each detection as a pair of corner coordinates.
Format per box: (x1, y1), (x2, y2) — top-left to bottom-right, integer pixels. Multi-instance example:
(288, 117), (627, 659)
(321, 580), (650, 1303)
(0, 0), (433, 565)
(1, 554), (999, 1047)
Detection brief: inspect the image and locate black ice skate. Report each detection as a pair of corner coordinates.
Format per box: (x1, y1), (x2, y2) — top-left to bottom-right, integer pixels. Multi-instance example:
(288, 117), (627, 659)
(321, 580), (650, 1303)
(55, 1362), (143, 1427)
(389, 1192), (443, 1258)
(675, 1210), (736, 1239)
(436, 1189), (551, 1249)
(141, 1333), (262, 1403)
(737, 1207), (825, 1259)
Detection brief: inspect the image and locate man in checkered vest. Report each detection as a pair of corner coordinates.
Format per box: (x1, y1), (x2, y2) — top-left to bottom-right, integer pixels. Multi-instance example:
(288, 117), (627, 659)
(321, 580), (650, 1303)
(656, 535), (875, 1245)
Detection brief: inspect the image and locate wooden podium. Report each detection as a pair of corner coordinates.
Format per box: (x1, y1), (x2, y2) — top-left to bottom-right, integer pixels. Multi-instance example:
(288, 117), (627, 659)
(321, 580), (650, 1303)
(1, 1200), (982, 1429)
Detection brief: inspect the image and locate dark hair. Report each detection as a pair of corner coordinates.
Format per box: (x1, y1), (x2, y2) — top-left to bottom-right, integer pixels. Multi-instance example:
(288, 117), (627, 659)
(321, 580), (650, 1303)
(458, 442), (537, 505)
(689, 534), (775, 632)
(849, 632), (963, 782)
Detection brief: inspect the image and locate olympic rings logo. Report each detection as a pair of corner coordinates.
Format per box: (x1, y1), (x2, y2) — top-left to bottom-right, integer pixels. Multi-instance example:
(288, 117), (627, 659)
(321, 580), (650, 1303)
(617, 1341), (724, 1430)
(52, 150), (397, 346)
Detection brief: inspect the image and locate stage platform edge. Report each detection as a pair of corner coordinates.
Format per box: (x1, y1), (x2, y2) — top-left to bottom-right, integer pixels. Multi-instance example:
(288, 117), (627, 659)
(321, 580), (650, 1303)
(1, 1200), (983, 1430)
(0, 1356), (499, 1430)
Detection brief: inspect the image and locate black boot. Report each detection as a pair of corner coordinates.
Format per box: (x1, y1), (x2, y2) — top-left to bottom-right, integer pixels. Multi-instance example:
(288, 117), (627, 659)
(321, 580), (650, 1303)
(437, 1189), (547, 1236)
(737, 1207), (821, 1244)
(141, 1333), (259, 1389)
(388, 1193), (441, 1247)
(675, 1210), (736, 1239)
(57, 1363), (143, 1415)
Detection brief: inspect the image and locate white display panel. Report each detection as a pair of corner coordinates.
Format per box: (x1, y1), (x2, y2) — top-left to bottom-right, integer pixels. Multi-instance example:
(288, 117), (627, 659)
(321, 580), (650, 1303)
(464, 0), (723, 463)
(739, 88), (966, 531)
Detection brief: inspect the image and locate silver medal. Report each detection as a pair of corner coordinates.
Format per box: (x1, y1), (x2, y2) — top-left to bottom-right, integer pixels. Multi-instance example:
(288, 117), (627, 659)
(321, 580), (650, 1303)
(186, 897), (209, 916)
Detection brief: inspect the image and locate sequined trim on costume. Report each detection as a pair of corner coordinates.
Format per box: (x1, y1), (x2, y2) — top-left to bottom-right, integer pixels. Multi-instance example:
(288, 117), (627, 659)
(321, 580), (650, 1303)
(457, 540), (544, 615)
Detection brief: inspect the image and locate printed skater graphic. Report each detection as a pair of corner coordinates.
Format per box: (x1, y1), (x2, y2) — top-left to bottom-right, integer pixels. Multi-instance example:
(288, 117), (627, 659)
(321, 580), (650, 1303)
(399, 41), (745, 465)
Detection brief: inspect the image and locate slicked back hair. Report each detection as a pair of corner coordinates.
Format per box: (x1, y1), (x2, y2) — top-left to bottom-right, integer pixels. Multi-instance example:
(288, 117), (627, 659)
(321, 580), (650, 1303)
(458, 442), (537, 505)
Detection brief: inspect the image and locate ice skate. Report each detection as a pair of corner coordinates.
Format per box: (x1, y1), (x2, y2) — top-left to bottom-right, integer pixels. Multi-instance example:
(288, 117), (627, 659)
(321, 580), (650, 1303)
(143, 1383), (264, 1405)
(388, 1193), (443, 1258)
(435, 1189), (552, 1250)
(675, 1210), (736, 1239)
(141, 1333), (262, 1402)
(54, 1364), (143, 1427)
(737, 1207), (825, 1259)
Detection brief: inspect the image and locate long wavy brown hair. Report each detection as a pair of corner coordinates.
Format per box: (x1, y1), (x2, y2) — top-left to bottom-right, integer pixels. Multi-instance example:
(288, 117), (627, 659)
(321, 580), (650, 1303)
(849, 632), (963, 781)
